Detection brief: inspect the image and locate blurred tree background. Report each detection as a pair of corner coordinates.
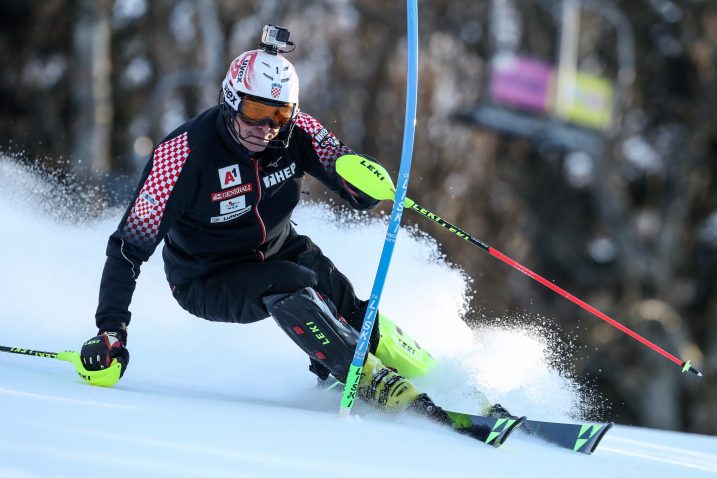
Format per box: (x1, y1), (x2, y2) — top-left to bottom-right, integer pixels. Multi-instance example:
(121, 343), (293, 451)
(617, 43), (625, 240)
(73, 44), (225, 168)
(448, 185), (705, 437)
(1, 0), (715, 434)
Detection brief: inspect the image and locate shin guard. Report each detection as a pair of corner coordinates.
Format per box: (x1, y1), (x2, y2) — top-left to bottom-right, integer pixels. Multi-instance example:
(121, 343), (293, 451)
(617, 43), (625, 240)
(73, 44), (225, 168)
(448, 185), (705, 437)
(263, 288), (358, 382)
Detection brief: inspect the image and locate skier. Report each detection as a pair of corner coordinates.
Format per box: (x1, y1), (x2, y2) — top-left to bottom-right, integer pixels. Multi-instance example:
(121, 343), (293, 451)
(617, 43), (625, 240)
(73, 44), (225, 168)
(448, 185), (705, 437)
(79, 25), (440, 415)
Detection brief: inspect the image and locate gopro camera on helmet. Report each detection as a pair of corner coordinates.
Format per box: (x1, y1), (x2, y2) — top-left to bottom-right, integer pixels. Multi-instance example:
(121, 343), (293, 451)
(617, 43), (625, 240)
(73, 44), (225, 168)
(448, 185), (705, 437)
(260, 25), (295, 54)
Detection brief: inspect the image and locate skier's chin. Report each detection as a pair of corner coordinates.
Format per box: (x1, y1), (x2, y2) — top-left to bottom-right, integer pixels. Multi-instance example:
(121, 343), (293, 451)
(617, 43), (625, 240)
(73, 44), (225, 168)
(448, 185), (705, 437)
(240, 135), (270, 152)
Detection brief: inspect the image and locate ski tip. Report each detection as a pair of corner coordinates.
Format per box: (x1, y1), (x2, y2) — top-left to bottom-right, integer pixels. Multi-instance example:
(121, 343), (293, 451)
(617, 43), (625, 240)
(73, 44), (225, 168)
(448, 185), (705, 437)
(572, 422), (614, 455)
(489, 416), (526, 447)
(587, 422), (613, 455)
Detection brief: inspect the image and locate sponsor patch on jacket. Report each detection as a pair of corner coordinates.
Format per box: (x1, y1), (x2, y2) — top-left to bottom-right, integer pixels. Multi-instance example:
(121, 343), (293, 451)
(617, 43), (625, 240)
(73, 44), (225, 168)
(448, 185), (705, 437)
(210, 206), (251, 223)
(220, 196), (246, 215)
(293, 112), (351, 170)
(210, 183), (253, 202)
(134, 191), (157, 219)
(218, 164), (242, 189)
(314, 127), (339, 148)
(263, 162), (296, 188)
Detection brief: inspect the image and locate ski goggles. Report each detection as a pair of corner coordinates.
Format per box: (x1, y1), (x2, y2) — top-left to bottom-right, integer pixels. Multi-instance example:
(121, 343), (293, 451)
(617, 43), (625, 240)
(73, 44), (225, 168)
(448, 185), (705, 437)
(236, 96), (295, 129)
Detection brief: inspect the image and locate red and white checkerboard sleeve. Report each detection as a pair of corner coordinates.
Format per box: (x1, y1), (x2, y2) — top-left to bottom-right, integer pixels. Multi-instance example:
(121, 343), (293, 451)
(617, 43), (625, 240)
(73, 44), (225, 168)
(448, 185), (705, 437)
(95, 133), (193, 333)
(292, 112), (379, 211)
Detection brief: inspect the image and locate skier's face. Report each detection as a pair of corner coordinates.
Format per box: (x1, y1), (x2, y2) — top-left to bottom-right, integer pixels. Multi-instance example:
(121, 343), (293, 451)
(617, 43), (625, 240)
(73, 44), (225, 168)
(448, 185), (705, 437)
(234, 116), (281, 152)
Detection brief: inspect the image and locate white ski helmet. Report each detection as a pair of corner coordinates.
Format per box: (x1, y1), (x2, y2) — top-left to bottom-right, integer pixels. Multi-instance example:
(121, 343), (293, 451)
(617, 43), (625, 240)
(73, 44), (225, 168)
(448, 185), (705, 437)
(221, 49), (299, 111)
(220, 49), (300, 149)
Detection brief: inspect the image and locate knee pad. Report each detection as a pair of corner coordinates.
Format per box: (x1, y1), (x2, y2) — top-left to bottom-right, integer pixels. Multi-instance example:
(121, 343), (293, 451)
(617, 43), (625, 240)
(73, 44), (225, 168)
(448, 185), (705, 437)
(263, 287), (358, 382)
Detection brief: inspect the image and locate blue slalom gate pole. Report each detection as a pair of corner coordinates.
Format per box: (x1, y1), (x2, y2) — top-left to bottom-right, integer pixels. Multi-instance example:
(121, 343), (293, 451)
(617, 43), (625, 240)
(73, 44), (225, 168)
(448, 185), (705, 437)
(339, 0), (419, 415)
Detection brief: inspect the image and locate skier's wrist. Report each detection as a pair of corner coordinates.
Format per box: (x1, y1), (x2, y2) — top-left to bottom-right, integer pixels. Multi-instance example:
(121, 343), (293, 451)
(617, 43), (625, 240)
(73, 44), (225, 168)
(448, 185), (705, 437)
(98, 325), (128, 346)
(97, 329), (127, 347)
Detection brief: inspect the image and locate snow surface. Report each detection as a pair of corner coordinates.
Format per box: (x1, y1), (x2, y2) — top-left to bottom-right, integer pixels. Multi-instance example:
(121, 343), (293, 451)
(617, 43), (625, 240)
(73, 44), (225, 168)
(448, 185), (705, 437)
(1, 159), (716, 477)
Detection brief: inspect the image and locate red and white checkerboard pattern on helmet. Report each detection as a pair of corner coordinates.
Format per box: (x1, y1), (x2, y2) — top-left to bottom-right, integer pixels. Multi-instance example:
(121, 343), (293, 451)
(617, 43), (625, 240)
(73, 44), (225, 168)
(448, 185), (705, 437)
(123, 133), (191, 247)
(294, 112), (351, 170)
(271, 83), (282, 98)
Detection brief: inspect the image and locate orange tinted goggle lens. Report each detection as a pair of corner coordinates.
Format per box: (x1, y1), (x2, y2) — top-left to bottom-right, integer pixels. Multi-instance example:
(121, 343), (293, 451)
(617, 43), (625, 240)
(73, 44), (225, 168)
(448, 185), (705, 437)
(238, 97), (293, 128)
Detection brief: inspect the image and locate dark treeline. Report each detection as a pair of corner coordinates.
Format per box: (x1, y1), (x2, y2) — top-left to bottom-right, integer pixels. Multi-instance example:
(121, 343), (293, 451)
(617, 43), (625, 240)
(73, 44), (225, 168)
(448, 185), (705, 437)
(1, 0), (715, 434)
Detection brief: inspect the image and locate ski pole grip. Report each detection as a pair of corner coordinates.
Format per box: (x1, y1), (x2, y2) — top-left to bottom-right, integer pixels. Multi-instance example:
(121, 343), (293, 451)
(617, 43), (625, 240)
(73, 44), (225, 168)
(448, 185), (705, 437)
(336, 155), (397, 202)
(56, 351), (123, 387)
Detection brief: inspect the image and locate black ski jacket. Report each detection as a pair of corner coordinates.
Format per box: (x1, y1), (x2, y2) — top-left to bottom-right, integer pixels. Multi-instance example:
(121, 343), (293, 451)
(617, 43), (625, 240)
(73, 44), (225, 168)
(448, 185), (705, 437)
(95, 106), (376, 333)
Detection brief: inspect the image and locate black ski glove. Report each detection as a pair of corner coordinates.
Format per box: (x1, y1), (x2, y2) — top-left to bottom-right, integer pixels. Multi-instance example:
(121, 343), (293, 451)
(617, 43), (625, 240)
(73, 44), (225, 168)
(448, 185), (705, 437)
(80, 330), (130, 378)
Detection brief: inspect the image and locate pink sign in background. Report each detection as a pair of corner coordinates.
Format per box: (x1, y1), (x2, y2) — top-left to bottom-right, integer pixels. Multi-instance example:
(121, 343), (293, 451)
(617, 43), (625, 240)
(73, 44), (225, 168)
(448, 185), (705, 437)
(489, 55), (553, 113)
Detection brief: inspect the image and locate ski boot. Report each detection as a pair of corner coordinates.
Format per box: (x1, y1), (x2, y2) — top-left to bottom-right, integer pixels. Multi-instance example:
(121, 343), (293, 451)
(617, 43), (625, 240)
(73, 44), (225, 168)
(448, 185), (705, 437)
(408, 393), (454, 426)
(357, 353), (423, 411)
(357, 354), (453, 426)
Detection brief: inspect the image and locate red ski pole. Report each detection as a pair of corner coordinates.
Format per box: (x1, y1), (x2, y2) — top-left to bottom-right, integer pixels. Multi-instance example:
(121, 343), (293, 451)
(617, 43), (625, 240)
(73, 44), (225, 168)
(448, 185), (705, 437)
(336, 155), (703, 377)
(409, 201), (702, 377)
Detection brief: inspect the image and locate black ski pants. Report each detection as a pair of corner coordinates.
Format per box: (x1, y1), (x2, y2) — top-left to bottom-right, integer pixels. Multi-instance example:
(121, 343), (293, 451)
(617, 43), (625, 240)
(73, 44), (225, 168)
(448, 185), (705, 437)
(171, 229), (380, 347)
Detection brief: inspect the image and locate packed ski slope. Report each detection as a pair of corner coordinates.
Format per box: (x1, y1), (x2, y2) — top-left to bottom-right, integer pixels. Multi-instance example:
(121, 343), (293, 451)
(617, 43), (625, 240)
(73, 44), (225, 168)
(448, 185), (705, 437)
(1, 159), (716, 477)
